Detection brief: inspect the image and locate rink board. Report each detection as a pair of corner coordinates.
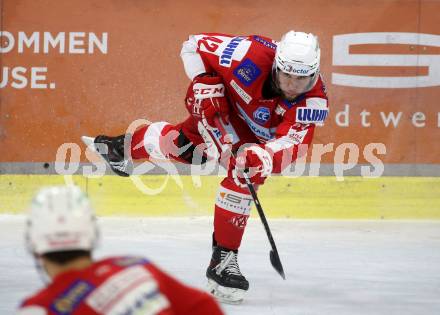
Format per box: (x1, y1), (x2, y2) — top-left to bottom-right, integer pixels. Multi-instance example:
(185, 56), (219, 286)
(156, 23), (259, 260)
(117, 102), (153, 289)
(0, 175), (439, 219)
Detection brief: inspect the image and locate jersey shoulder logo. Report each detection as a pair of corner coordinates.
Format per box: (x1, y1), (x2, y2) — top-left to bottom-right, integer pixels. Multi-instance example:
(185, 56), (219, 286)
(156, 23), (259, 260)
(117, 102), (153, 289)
(295, 98), (329, 125)
(233, 58), (261, 86)
(253, 107), (271, 125)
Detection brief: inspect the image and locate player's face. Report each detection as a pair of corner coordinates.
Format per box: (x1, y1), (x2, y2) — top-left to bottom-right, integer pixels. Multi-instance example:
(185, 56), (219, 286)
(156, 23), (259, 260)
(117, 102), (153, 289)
(277, 71), (314, 101)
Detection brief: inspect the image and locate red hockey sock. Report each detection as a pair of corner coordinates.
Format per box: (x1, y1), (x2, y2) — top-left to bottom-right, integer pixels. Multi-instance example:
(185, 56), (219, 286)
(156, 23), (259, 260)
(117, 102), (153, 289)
(214, 177), (253, 250)
(130, 122), (180, 160)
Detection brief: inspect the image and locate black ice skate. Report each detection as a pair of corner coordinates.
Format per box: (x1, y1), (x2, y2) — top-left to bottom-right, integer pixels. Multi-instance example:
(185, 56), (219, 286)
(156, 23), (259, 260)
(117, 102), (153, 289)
(81, 135), (132, 177)
(206, 246), (249, 304)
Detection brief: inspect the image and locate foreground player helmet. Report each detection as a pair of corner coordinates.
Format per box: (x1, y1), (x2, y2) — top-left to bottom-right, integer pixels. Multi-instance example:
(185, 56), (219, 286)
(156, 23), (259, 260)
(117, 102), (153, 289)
(26, 186), (98, 255)
(273, 31), (321, 98)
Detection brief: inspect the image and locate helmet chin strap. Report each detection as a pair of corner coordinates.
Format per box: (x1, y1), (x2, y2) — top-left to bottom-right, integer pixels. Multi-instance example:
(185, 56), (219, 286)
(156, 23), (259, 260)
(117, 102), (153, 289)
(34, 255), (52, 284)
(270, 63), (283, 96)
(303, 69), (320, 93)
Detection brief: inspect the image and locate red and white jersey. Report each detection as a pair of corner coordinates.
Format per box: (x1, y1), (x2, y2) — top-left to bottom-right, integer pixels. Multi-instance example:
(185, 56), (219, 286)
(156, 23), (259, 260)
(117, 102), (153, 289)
(181, 33), (329, 172)
(18, 256), (223, 315)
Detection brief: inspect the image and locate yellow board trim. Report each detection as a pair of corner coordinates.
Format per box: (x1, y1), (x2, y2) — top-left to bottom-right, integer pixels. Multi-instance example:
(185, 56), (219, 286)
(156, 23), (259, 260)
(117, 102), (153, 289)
(1, 175), (439, 219)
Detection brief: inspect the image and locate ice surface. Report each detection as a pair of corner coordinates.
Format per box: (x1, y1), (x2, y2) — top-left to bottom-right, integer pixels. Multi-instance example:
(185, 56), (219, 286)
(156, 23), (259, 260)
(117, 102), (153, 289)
(1, 215), (440, 315)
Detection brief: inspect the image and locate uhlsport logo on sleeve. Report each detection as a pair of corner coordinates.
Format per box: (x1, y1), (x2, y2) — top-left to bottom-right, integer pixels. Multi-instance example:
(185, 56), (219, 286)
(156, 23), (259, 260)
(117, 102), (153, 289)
(220, 36), (246, 67)
(296, 107), (328, 124)
(296, 97), (329, 125)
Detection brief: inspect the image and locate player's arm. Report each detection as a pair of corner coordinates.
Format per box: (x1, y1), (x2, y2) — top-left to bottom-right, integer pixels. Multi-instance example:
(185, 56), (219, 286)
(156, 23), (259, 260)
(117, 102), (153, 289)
(231, 97), (328, 186)
(229, 122), (315, 187)
(181, 34), (232, 126)
(181, 34), (210, 80)
(266, 119), (316, 174)
(147, 264), (224, 315)
(180, 33), (226, 80)
(267, 97), (329, 173)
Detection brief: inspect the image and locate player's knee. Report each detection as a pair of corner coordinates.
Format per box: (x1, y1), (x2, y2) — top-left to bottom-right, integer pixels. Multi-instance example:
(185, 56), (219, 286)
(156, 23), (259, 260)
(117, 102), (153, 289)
(174, 129), (208, 165)
(138, 122), (208, 164)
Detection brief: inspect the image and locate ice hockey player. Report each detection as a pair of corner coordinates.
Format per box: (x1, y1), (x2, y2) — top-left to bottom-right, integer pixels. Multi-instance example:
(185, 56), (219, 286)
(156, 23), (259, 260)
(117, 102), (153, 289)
(18, 185), (224, 314)
(88, 30), (328, 304)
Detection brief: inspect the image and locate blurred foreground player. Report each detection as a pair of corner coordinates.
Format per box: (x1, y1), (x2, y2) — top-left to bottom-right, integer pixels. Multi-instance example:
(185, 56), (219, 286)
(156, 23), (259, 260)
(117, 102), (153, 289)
(87, 30), (328, 304)
(18, 186), (224, 315)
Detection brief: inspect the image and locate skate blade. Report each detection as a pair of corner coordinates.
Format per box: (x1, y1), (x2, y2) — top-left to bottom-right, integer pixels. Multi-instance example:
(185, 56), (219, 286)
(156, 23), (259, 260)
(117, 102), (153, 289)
(207, 279), (246, 305)
(81, 135), (108, 164)
(81, 136), (95, 147)
(81, 136), (105, 158)
(82, 136), (106, 157)
(81, 135), (131, 177)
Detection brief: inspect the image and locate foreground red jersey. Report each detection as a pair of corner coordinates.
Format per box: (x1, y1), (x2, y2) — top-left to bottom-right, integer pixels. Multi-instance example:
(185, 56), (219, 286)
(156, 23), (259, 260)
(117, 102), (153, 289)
(19, 256), (223, 315)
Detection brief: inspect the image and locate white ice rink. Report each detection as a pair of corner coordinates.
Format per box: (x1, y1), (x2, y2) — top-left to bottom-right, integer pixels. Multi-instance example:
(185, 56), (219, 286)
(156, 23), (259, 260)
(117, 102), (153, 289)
(1, 215), (440, 315)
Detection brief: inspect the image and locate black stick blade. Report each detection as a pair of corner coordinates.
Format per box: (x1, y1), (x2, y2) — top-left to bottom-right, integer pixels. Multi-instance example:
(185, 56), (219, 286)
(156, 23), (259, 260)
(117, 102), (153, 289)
(270, 250), (286, 280)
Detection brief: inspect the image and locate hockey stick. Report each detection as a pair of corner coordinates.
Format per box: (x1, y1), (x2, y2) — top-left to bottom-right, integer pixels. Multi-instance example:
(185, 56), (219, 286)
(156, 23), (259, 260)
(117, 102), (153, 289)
(213, 116), (286, 280)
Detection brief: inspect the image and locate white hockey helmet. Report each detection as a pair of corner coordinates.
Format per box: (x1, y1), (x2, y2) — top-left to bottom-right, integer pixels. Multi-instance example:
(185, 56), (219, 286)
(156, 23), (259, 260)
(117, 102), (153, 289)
(26, 186), (99, 255)
(275, 31), (320, 76)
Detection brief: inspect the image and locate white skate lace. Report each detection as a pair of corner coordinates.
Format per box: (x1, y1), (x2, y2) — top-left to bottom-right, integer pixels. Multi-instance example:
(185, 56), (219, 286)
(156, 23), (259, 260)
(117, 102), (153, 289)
(215, 251), (242, 277)
(110, 160), (129, 172)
